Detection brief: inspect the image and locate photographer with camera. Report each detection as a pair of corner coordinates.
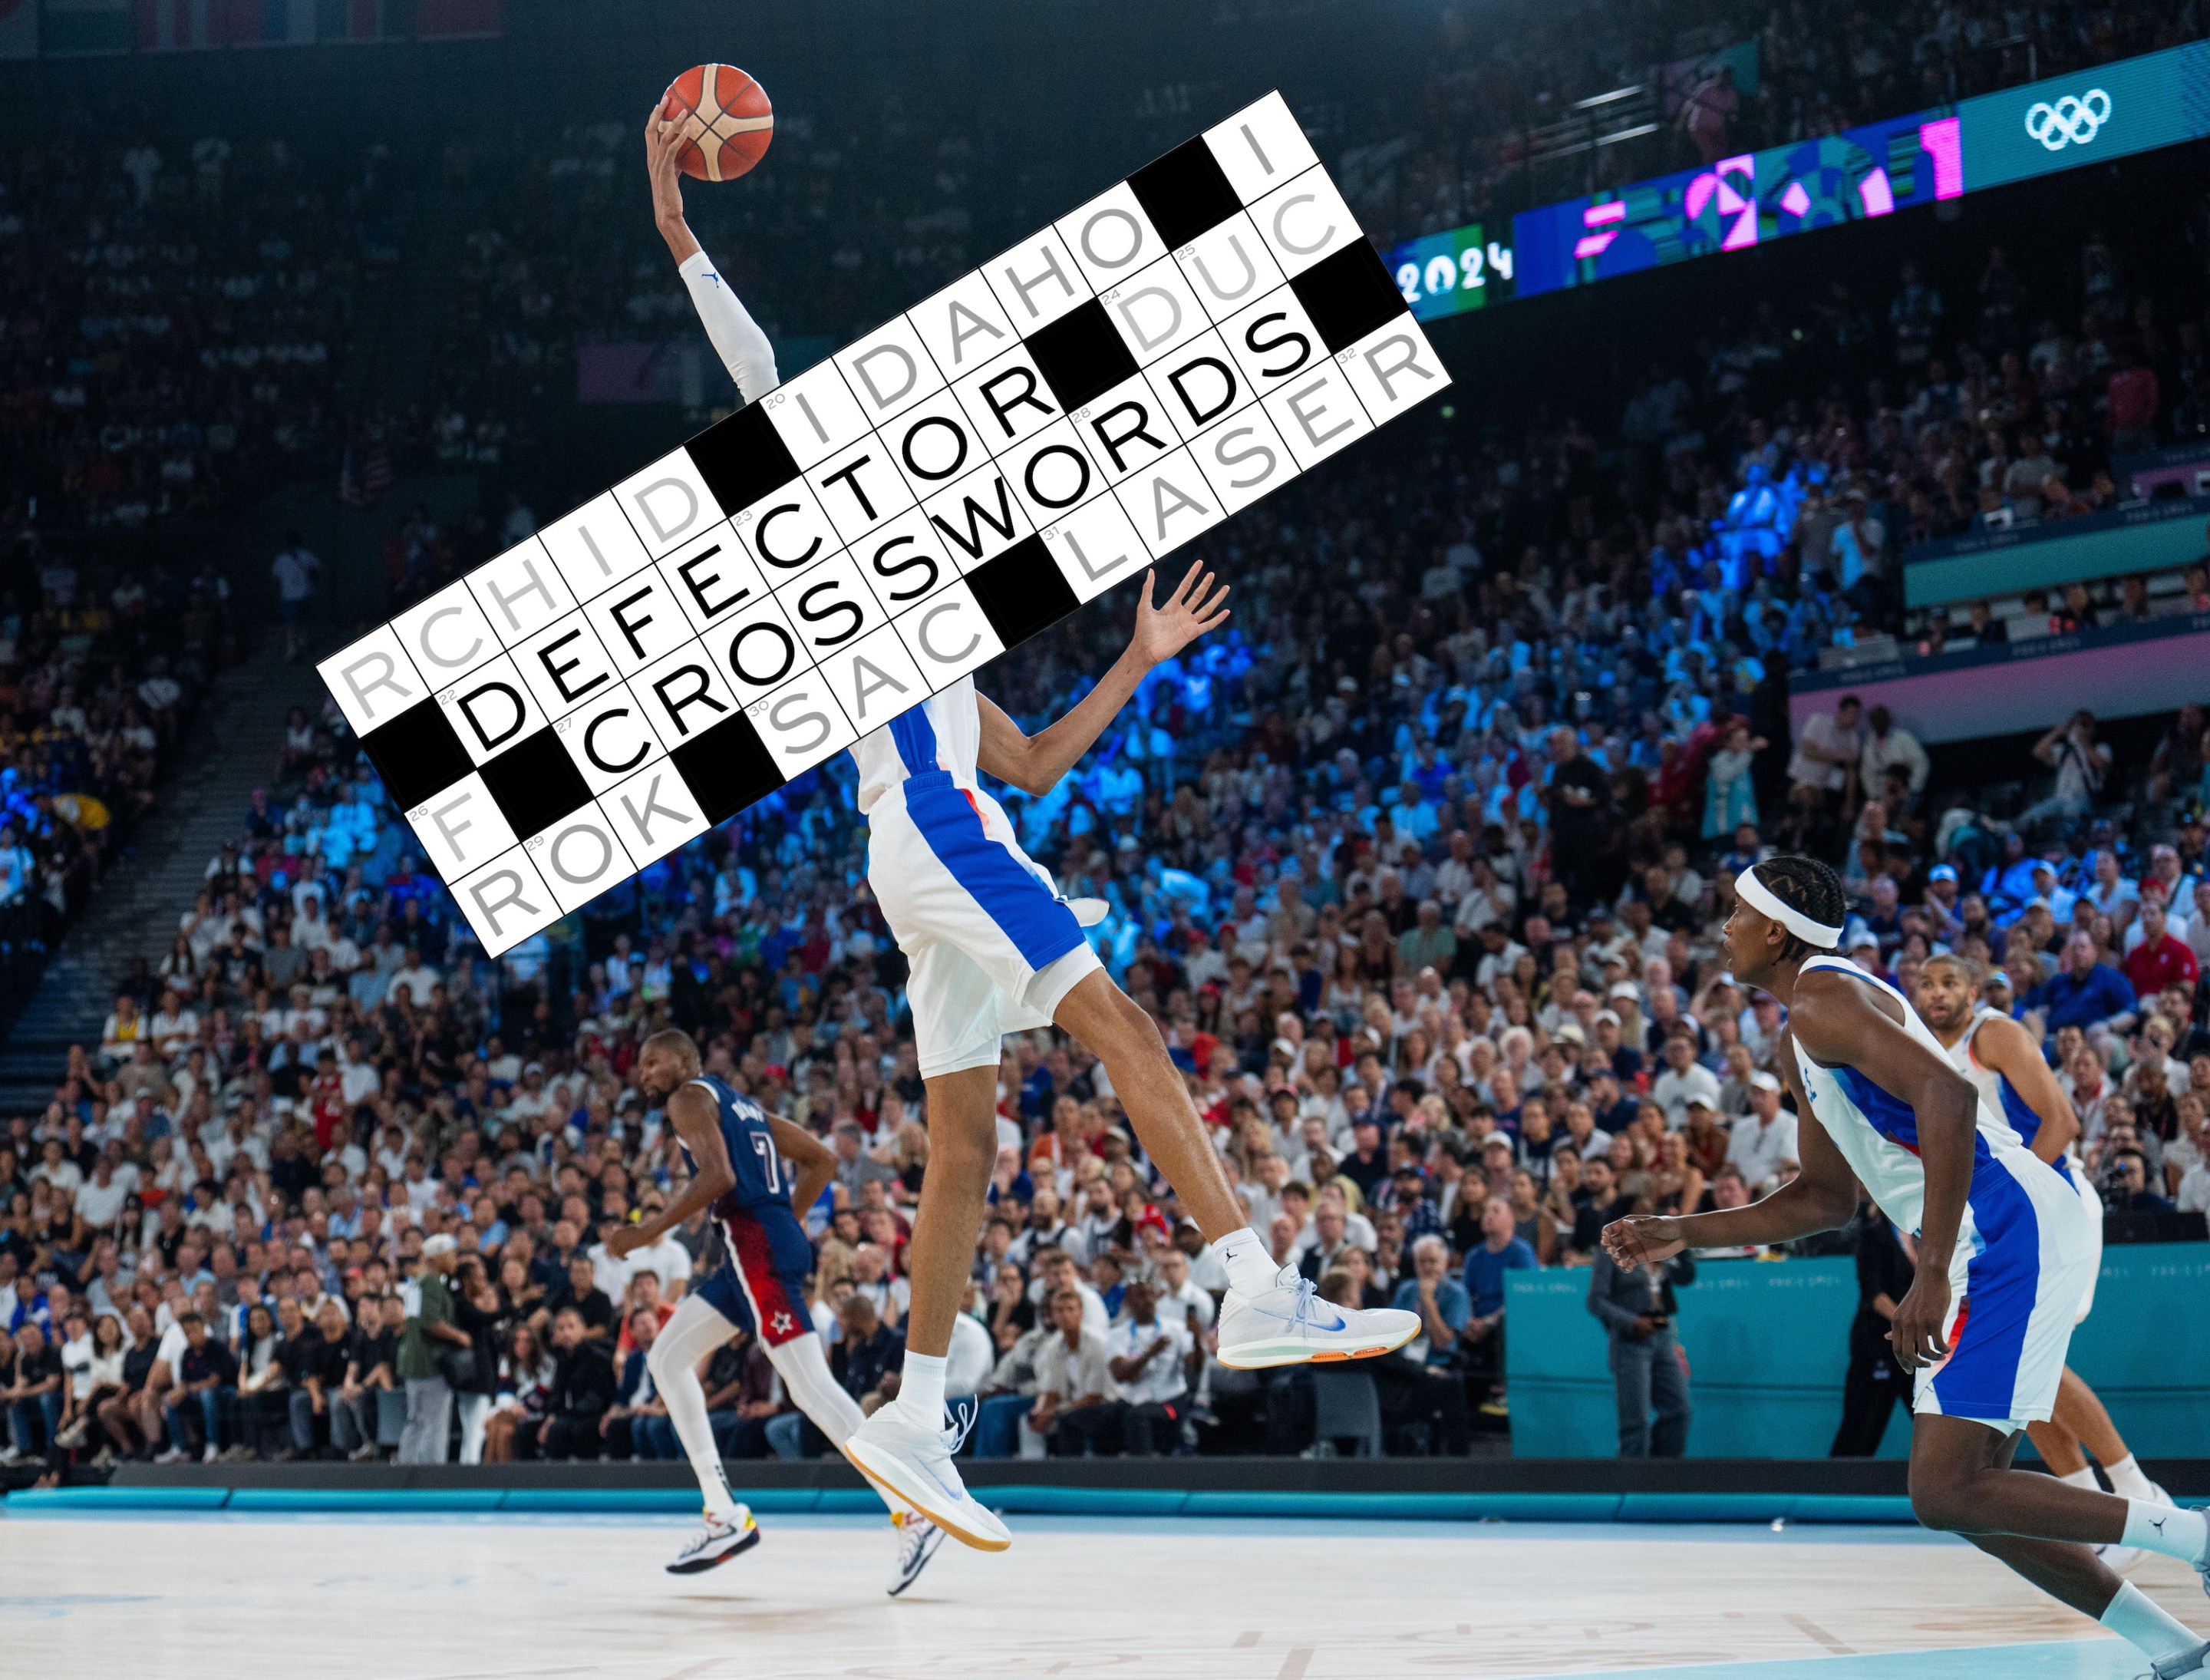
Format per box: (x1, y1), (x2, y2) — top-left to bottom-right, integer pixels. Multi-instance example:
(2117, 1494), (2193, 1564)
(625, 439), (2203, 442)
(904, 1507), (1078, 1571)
(1588, 1243), (1696, 1457)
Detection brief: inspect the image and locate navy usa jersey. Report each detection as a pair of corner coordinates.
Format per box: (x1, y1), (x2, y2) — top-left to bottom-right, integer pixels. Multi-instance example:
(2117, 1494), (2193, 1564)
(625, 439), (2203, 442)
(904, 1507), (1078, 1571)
(680, 1074), (795, 1220)
(679, 1074), (816, 1345)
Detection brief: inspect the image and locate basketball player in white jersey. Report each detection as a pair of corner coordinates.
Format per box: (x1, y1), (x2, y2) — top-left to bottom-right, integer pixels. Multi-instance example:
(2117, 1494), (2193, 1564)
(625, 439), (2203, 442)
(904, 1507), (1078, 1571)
(1914, 952), (2178, 1566)
(653, 108), (1416, 1554)
(1605, 858), (2208, 1679)
(645, 120), (946, 1596)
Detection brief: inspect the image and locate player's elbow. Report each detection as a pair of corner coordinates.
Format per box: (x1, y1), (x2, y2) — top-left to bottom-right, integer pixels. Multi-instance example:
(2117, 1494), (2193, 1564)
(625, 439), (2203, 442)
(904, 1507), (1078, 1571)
(1813, 1183), (1860, 1229)
(1005, 755), (1057, 797)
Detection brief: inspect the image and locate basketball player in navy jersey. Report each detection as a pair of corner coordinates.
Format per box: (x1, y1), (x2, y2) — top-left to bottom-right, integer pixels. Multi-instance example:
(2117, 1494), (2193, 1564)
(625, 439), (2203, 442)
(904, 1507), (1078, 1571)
(650, 104), (1418, 1555)
(608, 1029), (943, 1596)
(1606, 858), (2208, 1679)
(1914, 952), (2179, 1566)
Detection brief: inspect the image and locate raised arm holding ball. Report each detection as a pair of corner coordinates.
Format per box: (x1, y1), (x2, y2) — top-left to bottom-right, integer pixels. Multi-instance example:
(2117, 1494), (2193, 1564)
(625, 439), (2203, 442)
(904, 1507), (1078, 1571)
(648, 87), (779, 404)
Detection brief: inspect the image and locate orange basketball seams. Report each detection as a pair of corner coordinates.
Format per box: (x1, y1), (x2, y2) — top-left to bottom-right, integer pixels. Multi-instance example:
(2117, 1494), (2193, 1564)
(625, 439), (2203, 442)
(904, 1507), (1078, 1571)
(663, 63), (774, 183)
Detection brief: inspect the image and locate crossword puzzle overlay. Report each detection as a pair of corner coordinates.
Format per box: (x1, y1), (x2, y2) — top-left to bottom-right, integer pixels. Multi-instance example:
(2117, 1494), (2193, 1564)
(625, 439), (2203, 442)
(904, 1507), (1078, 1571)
(319, 93), (1449, 956)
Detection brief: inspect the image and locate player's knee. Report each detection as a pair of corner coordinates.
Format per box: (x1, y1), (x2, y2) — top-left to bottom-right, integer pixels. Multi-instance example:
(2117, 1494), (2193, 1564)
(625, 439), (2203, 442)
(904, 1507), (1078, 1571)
(1907, 1470), (1975, 1533)
(1102, 982), (1165, 1055)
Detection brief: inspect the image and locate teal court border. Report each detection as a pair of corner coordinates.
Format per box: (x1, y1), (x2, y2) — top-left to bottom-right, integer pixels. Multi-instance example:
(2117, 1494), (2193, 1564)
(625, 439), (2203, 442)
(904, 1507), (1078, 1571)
(0, 1487), (2020, 1520)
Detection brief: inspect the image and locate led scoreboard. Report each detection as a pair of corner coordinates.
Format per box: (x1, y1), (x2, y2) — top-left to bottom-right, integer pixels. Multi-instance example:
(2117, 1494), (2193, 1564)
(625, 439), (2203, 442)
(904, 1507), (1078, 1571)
(1384, 223), (1515, 322)
(1397, 40), (2210, 311)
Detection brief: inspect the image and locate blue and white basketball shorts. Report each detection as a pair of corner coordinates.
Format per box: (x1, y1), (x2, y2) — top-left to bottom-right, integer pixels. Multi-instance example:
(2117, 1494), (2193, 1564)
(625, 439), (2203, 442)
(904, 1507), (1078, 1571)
(2059, 1157), (2103, 1325)
(869, 771), (1100, 1079)
(1913, 1149), (2100, 1430)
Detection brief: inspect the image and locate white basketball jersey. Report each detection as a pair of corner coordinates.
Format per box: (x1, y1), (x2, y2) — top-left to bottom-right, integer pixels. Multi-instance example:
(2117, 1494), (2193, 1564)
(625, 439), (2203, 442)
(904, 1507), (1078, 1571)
(852, 676), (982, 815)
(1949, 1007), (2090, 1189)
(1787, 956), (2043, 1235)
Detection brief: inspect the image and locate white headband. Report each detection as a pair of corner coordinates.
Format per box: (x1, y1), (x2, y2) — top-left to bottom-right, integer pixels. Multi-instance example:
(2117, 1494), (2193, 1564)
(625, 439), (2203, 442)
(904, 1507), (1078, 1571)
(1737, 868), (1841, 949)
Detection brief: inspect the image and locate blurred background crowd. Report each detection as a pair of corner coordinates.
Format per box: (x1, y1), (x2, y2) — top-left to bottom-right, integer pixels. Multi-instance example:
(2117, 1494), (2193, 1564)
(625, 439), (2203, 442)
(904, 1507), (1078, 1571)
(2, 0), (2208, 1475)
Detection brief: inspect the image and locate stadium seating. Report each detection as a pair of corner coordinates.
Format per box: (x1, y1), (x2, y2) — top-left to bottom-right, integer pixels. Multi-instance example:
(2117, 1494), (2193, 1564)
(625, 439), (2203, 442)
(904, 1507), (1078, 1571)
(2, 0), (2208, 1478)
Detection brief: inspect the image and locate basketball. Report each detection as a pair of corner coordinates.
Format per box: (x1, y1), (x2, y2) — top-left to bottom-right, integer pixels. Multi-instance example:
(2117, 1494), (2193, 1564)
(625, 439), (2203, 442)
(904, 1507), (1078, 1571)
(661, 63), (773, 182)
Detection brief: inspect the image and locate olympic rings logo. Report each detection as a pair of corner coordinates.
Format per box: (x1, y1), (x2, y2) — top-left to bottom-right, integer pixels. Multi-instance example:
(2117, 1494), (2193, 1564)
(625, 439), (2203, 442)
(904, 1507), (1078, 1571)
(2023, 88), (2111, 151)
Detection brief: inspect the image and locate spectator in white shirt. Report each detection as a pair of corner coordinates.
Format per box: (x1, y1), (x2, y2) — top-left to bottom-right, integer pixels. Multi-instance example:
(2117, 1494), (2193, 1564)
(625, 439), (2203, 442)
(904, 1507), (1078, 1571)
(618, 1229), (694, 1302)
(848, 1243), (909, 1329)
(292, 890), (333, 951)
(338, 1040), (381, 1106)
(386, 948), (440, 1006)
(1724, 1073), (1800, 1193)
(1147, 1248), (1217, 1335)
(75, 1160), (131, 1229)
(1107, 1279), (1192, 1454)
(1859, 705), (1929, 796)
(401, 1157), (439, 1211)
(1237, 1151), (1292, 1236)
(1025, 1248), (1110, 1338)
(1788, 694), (1863, 813)
(148, 988), (199, 1059)
(2177, 1161), (2210, 1216)
(945, 1301), (997, 1399)
(33, 1138), (84, 1196)
(1031, 1286), (1122, 1456)
(1650, 1031), (1723, 1128)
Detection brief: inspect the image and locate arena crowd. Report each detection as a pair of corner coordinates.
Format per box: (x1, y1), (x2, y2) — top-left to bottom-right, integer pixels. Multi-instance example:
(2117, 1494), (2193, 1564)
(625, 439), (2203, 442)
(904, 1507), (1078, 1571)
(3, 0), (2210, 1479)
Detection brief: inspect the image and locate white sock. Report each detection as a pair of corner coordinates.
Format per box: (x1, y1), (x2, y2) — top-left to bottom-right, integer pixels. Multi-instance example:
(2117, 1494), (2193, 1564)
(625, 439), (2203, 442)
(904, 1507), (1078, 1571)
(2059, 1466), (2101, 1491)
(2106, 1453), (2159, 1503)
(2100, 1580), (2208, 1671)
(1216, 1226), (1289, 1295)
(2123, 1500), (2210, 1565)
(899, 1350), (948, 1420)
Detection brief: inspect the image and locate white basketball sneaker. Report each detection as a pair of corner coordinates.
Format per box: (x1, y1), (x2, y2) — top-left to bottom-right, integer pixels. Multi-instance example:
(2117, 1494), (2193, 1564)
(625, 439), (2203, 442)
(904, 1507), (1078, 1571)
(1216, 1268), (1420, 1369)
(666, 1507), (759, 1574)
(887, 1509), (948, 1596)
(845, 1401), (1010, 1553)
(1067, 896), (1110, 927)
(2149, 1642), (2210, 1680)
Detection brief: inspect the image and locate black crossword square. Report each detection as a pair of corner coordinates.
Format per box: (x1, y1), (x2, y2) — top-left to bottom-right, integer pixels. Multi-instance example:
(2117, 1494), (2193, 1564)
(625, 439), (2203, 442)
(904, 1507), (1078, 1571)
(1127, 138), (1242, 250)
(671, 712), (785, 827)
(359, 700), (473, 813)
(1025, 300), (1140, 412)
(1290, 242), (1411, 354)
(687, 402), (801, 516)
(967, 535), (1079, 648)
(479, 728), (592, 840)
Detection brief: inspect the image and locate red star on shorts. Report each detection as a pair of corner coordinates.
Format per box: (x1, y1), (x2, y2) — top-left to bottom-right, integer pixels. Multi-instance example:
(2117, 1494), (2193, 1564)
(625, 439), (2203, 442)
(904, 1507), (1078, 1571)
(770, 1312), (793, 1333)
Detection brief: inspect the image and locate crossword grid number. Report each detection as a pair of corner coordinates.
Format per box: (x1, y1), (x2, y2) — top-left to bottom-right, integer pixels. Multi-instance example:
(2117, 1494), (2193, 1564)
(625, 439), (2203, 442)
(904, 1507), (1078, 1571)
(319, 92), (1450, 955)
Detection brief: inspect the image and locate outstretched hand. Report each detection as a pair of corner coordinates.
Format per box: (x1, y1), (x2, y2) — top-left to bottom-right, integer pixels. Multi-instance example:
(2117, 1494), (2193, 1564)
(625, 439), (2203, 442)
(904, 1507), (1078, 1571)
(1601, 1216), (1686, 1267)
(1129, 562), (1230, 668)
(645, 97), (700, 262)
